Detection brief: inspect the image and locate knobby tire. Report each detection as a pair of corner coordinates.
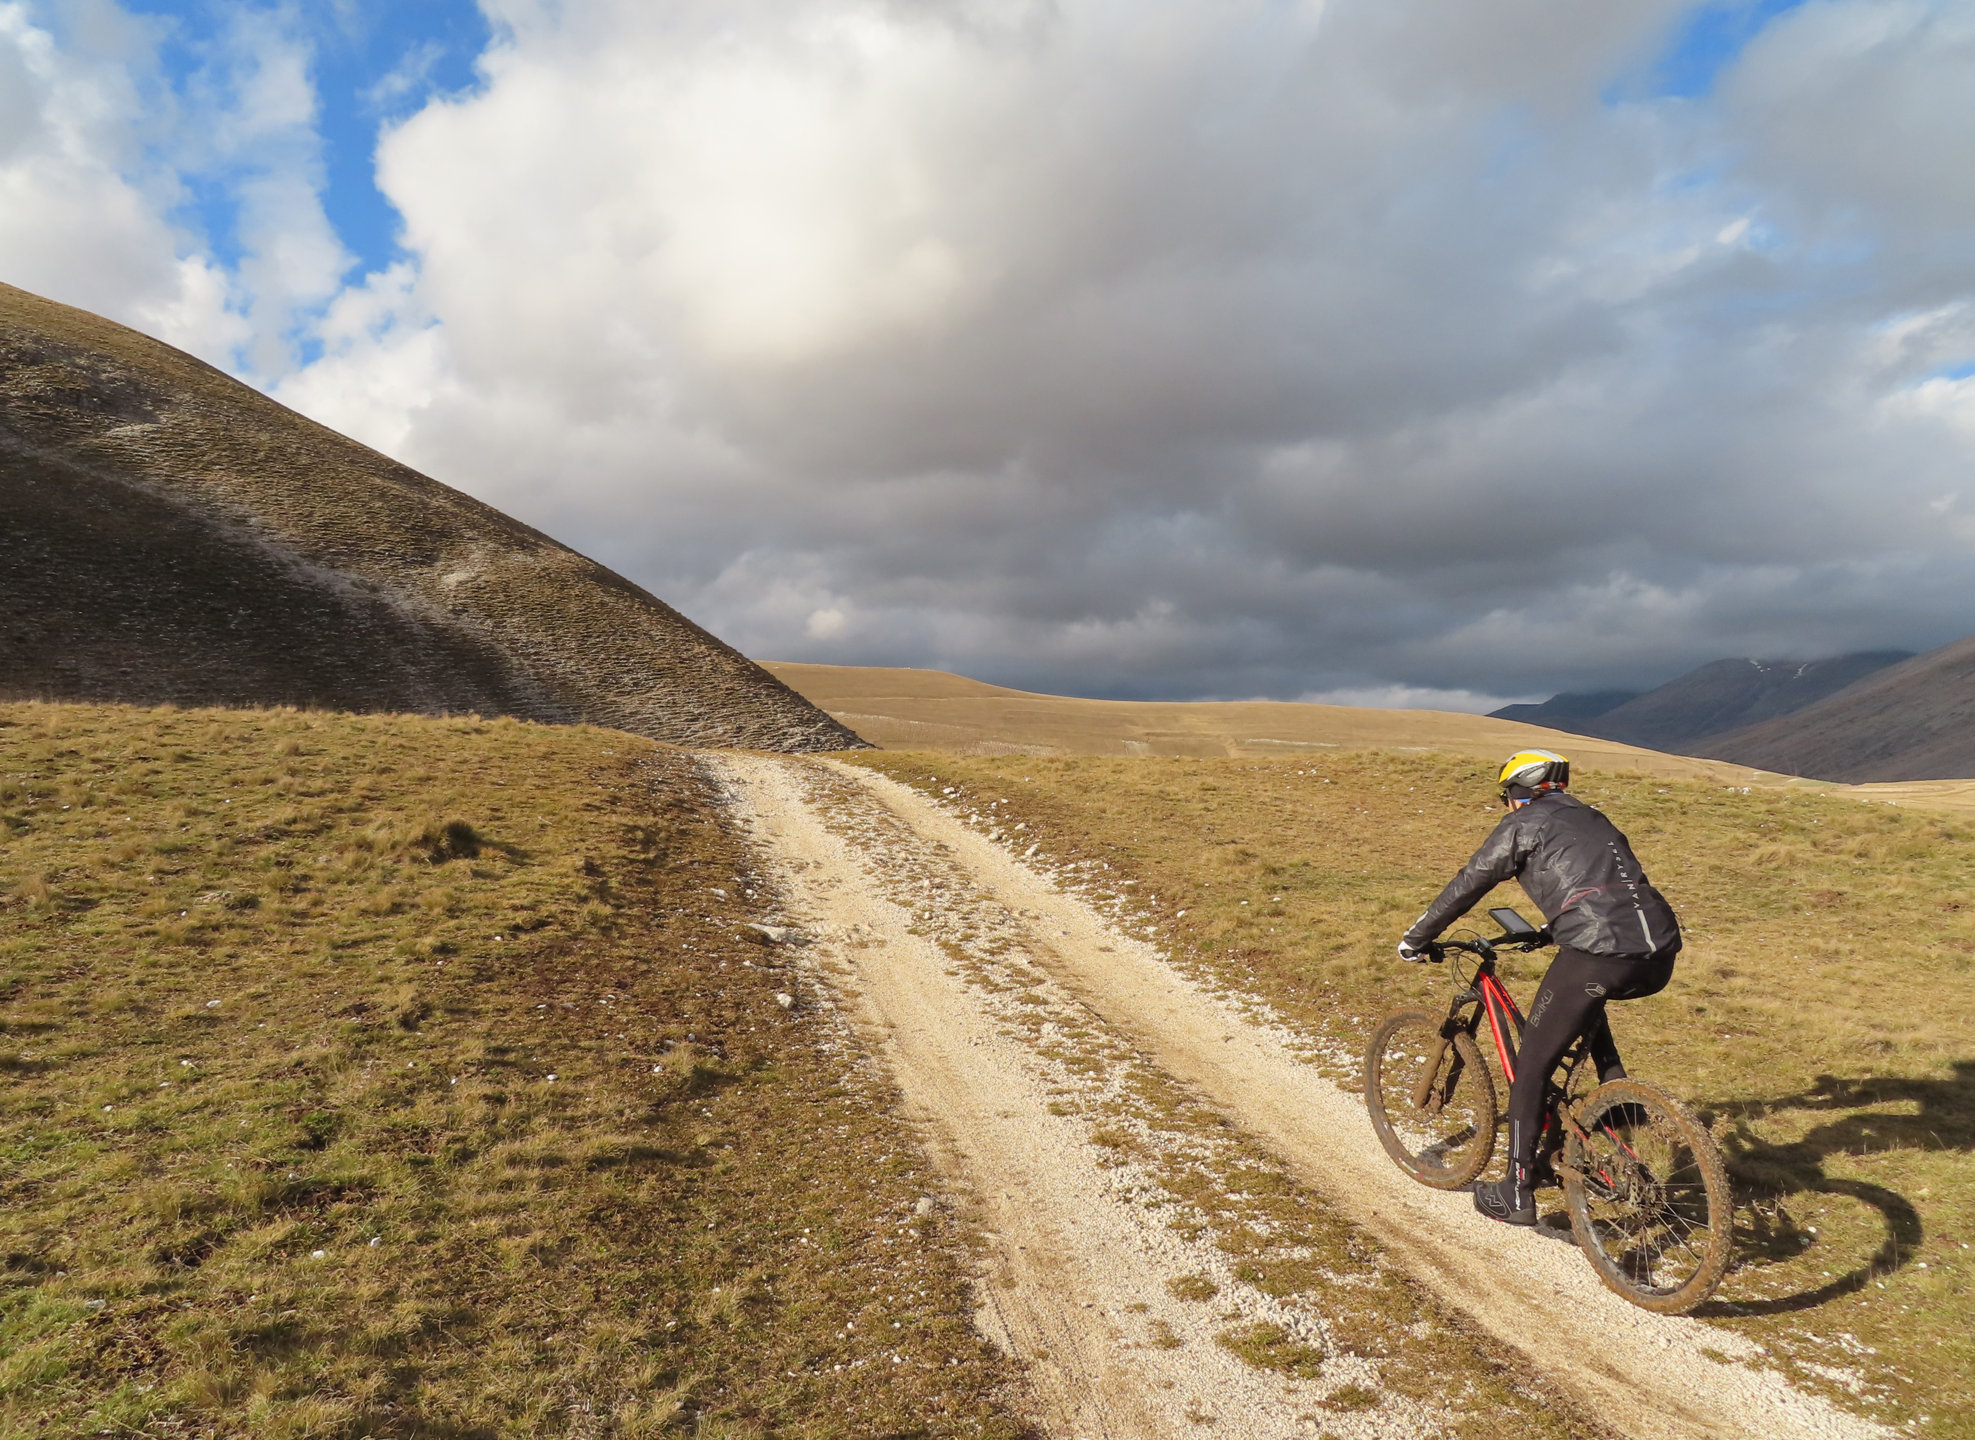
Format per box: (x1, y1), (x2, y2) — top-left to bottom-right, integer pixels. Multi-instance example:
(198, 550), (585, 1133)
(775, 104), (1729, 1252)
(1561, 1078), (1732, 1314)
(1364, 1010), (1497, 1190)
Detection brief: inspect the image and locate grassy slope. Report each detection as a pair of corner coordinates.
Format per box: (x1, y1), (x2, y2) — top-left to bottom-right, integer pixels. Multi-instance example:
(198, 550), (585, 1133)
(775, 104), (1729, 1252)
(764, 663), (1773, 781)
(0, 703), (1022, 1439)
(2, 282), (857, 753)
(849, 750), (1975, 1438)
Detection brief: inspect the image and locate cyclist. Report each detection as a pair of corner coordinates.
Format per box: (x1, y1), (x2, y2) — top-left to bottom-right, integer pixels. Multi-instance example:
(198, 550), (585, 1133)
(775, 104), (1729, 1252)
(1396, 749), (1681, 1226)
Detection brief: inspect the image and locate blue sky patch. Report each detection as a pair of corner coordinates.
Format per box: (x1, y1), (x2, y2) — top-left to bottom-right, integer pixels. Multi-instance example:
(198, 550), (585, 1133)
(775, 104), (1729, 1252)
(112, 0), (491, 283)
(1651, 0), (1810, 98)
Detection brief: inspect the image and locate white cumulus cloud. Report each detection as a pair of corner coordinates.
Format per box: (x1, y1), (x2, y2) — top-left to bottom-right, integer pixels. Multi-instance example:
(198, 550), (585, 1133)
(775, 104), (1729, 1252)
(10, 0), (1975, 704)
(0, 1), (347, 375)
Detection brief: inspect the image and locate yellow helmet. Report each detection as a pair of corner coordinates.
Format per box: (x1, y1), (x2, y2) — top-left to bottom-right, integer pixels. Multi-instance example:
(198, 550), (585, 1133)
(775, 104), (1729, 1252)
(1498, 749), (1570, 802)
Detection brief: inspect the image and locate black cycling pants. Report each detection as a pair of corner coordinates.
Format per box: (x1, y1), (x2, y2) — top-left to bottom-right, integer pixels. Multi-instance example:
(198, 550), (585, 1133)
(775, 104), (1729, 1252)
(1506, 945), (1677, 1171)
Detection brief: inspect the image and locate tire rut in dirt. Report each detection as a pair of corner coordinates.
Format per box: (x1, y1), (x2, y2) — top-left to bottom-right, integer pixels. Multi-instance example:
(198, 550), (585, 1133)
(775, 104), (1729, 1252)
(712, 753), (1614, 1440)
(814, 757), (1899, 1440)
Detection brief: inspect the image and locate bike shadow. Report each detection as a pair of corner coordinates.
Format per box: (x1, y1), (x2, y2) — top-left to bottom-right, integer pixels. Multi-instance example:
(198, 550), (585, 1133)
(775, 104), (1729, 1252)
(1686, 1059), (1974, 1317)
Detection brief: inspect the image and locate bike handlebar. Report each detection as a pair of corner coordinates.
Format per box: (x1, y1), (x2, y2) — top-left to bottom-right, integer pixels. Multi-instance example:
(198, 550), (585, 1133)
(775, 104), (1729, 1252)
(1422, 926), (1555, 960)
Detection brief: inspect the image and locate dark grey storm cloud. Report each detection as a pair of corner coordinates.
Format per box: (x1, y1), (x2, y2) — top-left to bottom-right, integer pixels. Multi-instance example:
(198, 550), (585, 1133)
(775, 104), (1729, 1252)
(9, 0), (1974, 707)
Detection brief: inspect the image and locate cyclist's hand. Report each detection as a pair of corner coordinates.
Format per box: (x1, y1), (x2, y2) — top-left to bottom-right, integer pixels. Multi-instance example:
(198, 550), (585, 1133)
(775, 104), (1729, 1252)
(1397, 939), (1435, 964)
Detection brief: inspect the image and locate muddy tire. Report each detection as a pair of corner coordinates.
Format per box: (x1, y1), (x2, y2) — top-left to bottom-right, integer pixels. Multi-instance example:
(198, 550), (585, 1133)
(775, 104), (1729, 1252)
(1562, 1079), (1732, 1314)
(1364, 1010), (1497, 1189)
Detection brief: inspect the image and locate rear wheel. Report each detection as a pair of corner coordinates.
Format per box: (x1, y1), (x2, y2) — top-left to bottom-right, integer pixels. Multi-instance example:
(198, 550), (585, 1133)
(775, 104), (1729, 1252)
(1561, 1079), (1732, 1314)
(1364, 1010), (1497, 1189)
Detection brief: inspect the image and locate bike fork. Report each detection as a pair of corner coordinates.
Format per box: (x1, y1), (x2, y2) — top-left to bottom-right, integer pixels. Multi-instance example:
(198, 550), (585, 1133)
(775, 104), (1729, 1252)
(1409, 1039), (1450, 1112)
(1410, 1006), (1479, 1113)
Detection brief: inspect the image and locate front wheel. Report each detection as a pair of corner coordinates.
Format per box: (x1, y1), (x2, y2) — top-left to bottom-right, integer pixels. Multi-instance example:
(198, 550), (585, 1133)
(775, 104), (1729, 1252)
(1364, 1010), (1497, 1189)
(1561, 1079), (1732, 1314)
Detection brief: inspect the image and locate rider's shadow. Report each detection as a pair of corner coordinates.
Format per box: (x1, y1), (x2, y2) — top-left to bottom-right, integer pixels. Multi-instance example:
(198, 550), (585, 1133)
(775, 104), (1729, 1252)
(1687, 1060), (1975, 1317)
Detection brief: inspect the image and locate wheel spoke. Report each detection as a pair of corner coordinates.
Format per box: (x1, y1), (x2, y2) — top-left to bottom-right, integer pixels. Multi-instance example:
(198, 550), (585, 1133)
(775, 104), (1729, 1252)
(1565, 1080), (1731, 1312)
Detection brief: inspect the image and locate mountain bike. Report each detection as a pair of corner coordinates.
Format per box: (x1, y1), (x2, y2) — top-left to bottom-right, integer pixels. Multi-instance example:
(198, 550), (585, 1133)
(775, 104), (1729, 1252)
(1363, 907), (1731, 1314)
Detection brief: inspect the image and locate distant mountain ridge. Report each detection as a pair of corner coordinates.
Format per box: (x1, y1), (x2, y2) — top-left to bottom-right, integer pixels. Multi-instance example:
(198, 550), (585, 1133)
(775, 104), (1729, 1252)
(1700, 638), (1975, 782)
(1489, 690), (1643, 731)
(1489, 651), (1913, 759)
(0, 283), (863, 752)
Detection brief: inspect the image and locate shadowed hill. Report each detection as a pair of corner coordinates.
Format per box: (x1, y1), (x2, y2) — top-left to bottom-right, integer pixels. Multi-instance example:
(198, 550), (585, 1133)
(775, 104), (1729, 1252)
(1588, 652), (1912, 753)
(0, 283), (863, 752)
(1488, 652), (1911, 756)
(1702, 636), (1975, 782)
(1488, 689), (1641, 731)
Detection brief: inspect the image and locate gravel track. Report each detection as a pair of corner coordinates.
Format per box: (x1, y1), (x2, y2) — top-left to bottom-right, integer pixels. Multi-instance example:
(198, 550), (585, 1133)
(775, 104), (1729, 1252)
(709, 753), (1891, 1440)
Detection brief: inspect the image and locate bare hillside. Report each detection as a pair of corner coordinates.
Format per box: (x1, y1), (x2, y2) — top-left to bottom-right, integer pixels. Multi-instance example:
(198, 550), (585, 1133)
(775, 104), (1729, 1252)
(1489, 651), (1910, 755)
(0, 283), (862, 752)
(1487, 688), (1641, 730)
(1703, 635), (1975, 781)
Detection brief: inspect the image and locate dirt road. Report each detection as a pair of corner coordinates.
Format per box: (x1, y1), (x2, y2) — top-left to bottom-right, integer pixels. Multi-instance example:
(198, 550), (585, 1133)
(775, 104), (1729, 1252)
(708, 753), (1890, 1440)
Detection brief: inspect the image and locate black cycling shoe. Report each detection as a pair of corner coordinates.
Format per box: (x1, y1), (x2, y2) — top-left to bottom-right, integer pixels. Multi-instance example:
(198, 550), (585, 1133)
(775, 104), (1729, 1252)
(1472, 1176), (1538, 1226)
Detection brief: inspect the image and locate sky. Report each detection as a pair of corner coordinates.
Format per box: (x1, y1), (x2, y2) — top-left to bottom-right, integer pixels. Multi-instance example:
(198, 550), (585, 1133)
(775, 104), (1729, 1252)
(4, 0), (1973, 710)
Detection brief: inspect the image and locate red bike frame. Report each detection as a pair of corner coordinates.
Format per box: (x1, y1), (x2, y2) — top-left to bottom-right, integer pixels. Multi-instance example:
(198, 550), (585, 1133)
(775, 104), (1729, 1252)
(1473, 962), (1528, 1087)
(1450, 944), (1606, 1165)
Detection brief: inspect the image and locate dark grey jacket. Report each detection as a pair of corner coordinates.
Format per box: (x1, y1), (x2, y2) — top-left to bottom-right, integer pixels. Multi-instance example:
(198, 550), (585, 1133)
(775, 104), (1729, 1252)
(1404, 792), (1681, 957)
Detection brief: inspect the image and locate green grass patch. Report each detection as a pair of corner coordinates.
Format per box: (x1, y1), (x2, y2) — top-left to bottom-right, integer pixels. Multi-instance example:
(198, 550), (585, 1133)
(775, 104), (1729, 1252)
(1166, 1275), (1219, 1303)
(0, 703), (1022, 1438)
(1215, 1321), (1324, 1379)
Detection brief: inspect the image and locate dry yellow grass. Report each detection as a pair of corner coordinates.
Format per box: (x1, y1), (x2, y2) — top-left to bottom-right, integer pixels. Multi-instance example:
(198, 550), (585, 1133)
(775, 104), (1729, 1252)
(0, 702), (1020, 1438)
(849, 748), (1975, 1437)
(772, 662), (1975, 820)
(767, 663), (1769, 773)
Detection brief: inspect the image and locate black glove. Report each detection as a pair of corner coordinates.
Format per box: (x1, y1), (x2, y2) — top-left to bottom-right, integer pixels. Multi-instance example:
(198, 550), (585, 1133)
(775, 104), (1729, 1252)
(1397, 939), (1434, 963)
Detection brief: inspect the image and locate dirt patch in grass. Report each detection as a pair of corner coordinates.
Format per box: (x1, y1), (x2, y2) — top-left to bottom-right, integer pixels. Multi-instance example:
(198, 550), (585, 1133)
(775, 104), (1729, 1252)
(0, 702), (1023, 1438)
(849, 750), (1975, 1438)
